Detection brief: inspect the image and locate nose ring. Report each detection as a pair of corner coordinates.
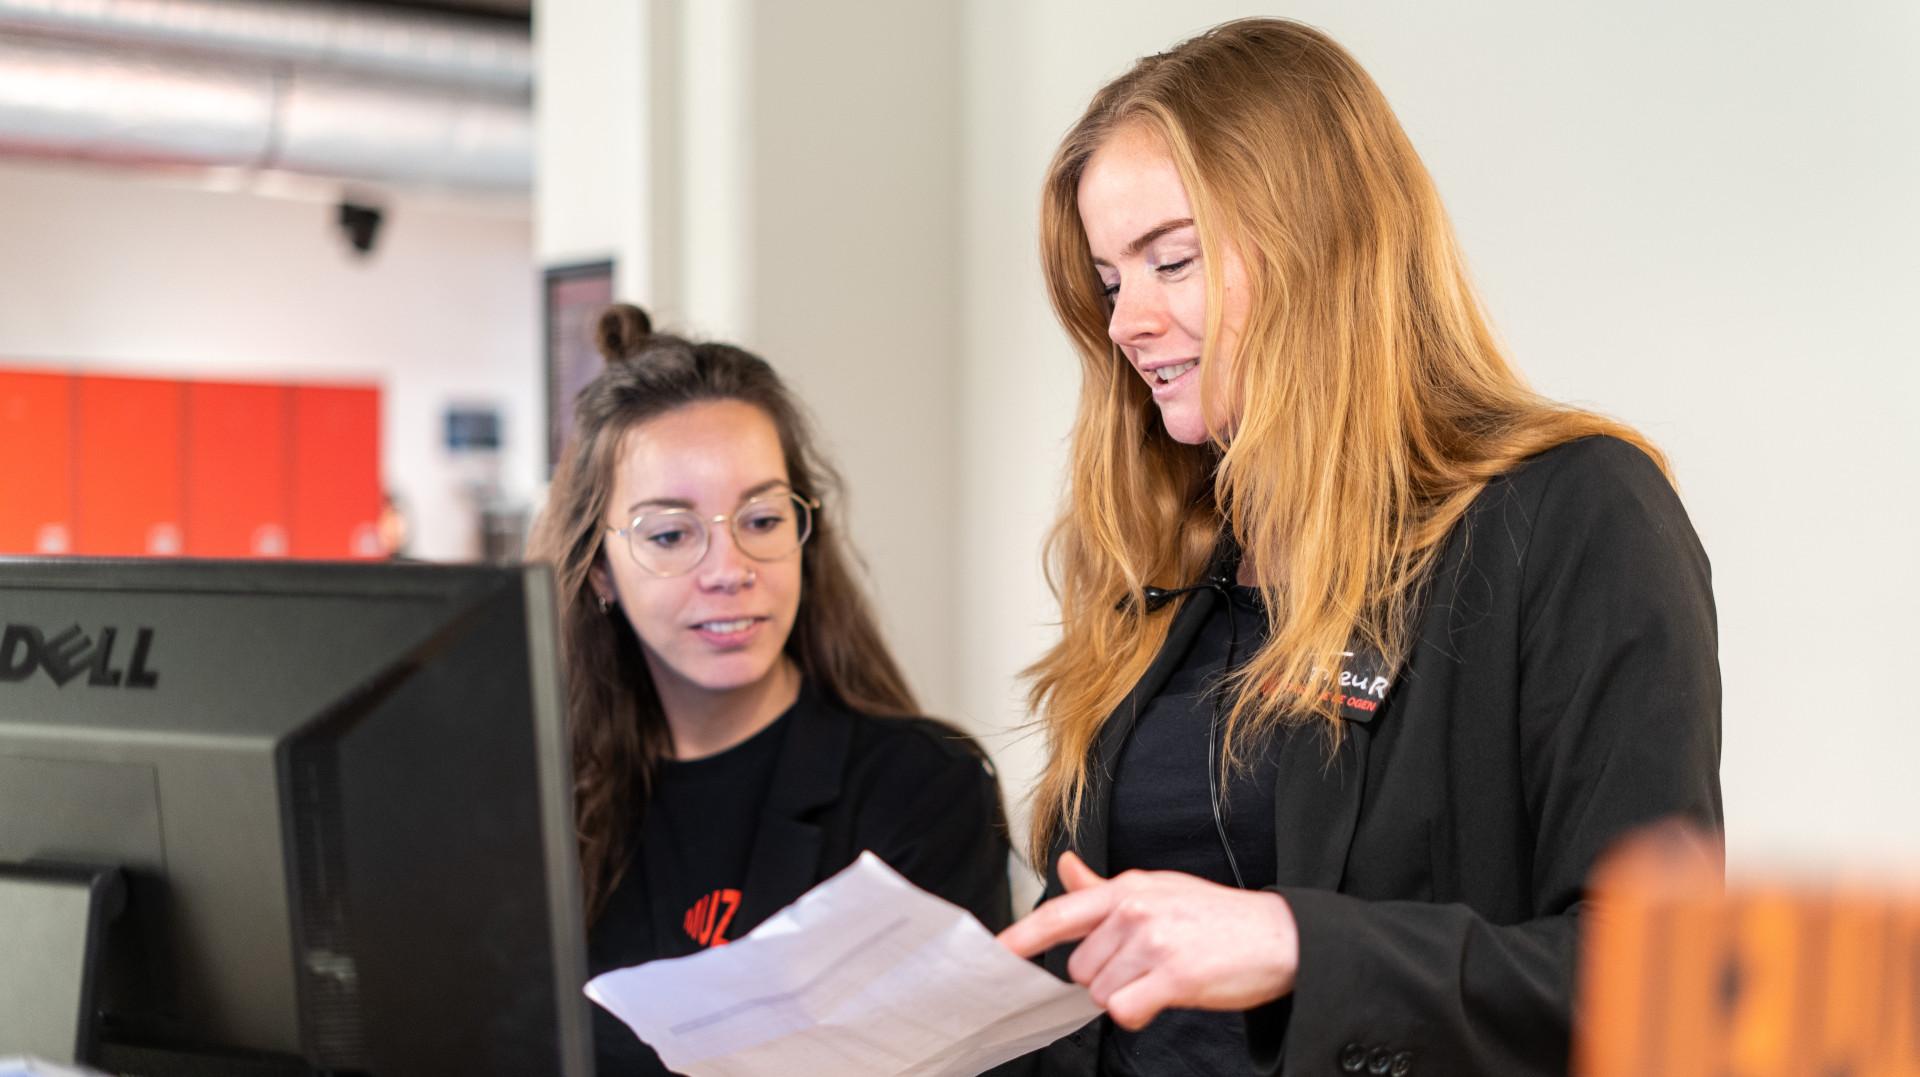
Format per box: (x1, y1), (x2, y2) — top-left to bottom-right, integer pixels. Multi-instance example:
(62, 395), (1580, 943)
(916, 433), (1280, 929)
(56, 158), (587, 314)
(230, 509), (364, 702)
(743, 569), (758, 587)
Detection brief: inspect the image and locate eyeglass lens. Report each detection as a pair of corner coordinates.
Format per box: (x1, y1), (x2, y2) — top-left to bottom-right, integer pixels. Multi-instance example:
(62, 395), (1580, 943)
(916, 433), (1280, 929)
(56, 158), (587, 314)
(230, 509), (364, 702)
(626, 493), (812, 575)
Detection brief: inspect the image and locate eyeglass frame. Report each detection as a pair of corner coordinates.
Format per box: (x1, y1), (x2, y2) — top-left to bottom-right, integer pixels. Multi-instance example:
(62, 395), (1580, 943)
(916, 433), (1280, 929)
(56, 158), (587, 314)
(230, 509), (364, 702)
(606, 490), (821, 578)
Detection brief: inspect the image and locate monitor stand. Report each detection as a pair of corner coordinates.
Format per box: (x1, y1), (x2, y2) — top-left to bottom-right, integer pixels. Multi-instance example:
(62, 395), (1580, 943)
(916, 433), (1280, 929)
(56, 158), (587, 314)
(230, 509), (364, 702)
(0, 861), (125, 1067)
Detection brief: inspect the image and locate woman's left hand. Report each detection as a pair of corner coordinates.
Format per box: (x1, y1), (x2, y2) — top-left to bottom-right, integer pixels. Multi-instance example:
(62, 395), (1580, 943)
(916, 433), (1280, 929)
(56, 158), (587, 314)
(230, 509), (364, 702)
(996, 852), (1300, 1030)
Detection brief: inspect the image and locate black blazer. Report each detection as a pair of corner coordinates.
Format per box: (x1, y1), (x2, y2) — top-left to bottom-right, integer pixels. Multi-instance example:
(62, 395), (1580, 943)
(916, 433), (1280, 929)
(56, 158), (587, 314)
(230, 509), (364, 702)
(1025, 436), (1722, 1076)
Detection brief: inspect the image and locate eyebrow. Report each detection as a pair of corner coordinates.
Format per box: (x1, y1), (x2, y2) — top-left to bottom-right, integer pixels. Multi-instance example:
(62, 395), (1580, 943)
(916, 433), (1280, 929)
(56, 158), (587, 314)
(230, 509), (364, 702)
(1090, 217), (1196, 267)
(625, 478), (791, 516)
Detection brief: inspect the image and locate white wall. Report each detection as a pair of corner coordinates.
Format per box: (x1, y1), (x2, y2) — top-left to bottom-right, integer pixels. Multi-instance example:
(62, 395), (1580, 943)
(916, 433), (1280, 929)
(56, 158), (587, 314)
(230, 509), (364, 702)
(957, 2), (1920, 877)
(0, 160), (539, 562)
(742, 0), (964, 717)
(534, 0), (966, 716)
(533, 0), (655, 302)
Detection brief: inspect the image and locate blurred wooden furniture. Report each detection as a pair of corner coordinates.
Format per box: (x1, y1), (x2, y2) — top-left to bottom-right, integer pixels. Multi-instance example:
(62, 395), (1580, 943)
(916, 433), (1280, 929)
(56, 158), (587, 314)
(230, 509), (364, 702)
(1579, 826), (1920, 1076)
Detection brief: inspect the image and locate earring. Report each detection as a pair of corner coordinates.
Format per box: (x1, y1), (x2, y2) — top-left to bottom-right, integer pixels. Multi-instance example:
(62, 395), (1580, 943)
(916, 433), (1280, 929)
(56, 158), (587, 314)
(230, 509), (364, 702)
(596, 593), (612, 613)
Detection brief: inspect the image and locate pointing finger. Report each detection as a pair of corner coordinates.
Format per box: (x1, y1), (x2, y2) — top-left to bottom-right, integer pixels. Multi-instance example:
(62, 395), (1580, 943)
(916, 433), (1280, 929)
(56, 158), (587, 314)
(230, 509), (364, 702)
(997, 884), (1116, 959)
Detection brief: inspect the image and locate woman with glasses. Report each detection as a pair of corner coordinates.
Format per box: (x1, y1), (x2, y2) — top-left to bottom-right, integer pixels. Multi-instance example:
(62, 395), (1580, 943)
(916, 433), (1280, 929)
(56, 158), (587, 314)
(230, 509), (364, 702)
(527, 303), (1012, 1076)
(994, 18), (1720, 1076)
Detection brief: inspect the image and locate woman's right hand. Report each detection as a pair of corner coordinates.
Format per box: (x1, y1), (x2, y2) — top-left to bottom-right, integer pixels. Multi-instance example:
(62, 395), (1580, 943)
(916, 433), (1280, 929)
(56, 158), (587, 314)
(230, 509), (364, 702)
(997, 852), (1301, 1030)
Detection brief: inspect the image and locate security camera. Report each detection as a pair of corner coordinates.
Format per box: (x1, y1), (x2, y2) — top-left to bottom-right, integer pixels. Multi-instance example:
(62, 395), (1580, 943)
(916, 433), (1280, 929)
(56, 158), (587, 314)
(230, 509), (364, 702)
(338, 200), (384, 256)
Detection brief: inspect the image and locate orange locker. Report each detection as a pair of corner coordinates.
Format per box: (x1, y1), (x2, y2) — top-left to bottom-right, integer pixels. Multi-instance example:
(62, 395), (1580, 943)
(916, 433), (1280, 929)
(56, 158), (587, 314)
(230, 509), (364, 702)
(74, 375), (185, 556)
(290, 385), (382, 559)
(0, 369), (75, 554)
(185, 381), (293, 557)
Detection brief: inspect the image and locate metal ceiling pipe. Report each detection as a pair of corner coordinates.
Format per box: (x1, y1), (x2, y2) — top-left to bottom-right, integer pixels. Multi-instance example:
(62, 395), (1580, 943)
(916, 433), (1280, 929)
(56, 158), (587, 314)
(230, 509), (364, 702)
(0, 0), (532, 94)
(0, 35), (273, 164)
(277, 69), (530, 188)
(0, 34), (531, 189)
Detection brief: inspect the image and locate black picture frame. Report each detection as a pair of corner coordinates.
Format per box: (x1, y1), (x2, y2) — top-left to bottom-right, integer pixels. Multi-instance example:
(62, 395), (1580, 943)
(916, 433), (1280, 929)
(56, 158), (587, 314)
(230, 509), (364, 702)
(542, 259), (616, 475)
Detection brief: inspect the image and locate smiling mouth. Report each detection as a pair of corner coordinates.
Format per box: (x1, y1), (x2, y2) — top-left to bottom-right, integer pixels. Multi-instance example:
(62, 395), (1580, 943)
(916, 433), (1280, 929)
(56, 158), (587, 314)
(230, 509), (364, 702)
(1146, 359), (1198, 384)
(693, 618), (761, 633)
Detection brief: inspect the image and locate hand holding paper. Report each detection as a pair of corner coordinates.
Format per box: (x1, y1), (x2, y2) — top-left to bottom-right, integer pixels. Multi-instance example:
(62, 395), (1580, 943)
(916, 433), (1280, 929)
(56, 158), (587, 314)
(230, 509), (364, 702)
(586, 853), (1100, 1077)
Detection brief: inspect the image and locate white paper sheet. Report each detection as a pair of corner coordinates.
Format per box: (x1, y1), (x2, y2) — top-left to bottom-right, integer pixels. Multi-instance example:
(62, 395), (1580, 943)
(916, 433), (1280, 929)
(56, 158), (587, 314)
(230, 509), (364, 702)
(0, 1059), (105, 1077)
(585, 852), (1100, 1077)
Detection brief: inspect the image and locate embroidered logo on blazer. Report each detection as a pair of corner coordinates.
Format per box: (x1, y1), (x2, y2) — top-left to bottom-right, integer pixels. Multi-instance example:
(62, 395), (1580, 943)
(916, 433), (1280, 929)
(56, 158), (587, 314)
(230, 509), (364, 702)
(1312, 648), (1396, 723)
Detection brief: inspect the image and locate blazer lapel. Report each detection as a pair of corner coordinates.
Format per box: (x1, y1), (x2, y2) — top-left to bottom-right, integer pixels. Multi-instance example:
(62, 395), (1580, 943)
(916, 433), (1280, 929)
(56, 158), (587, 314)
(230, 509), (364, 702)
(1074, 584), (1221, 878)
(733, 688), (851, 932)
(1268, 631), (1409, 889)
(1269, 693), (1379, 892)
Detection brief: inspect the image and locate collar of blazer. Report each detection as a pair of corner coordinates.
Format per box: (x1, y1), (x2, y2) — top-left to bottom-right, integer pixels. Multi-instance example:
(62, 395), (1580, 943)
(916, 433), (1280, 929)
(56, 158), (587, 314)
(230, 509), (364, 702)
(1094, 530), (1245, 785)
(731, 681), (853, 931)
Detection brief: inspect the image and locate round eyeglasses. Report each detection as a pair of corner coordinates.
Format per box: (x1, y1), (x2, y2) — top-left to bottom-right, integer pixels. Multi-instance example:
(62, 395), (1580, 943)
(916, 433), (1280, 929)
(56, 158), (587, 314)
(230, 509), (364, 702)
(609, 491), (818, 577)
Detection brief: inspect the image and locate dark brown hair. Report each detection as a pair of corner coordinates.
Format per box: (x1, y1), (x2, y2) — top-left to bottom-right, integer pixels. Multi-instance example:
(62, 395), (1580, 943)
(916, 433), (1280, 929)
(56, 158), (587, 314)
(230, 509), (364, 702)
(525, 304), (918, 923)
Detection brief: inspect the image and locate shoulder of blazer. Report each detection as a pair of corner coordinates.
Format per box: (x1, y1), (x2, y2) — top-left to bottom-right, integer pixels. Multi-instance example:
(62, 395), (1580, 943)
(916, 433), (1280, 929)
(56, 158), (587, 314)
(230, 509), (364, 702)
(852, 711), (997, 769)
(841, 710), (1005, 822)
(1495, 435), (1671, 523)
(1447, 435), (1673, 565)
(769, 690), (1000, 818)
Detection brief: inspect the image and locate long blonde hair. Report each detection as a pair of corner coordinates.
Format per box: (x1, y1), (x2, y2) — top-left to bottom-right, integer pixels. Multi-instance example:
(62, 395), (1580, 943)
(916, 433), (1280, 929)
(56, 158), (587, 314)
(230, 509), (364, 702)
(525, 304), (918, 923)
(1027, 18), (1665, 864)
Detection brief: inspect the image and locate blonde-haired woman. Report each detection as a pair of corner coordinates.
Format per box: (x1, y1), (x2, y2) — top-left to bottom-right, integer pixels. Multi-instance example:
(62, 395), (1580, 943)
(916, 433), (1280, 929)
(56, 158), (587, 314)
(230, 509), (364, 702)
(997, 19), (1720, 1076)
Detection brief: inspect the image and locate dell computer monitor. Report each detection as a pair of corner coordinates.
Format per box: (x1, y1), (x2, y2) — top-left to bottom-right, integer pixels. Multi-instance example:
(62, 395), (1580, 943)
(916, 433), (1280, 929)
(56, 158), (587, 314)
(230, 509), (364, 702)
(0, 558), (593, 1076)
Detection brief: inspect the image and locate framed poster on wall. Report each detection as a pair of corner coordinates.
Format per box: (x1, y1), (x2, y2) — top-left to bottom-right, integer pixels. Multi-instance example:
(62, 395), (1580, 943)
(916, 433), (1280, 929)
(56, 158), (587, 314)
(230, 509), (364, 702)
(543, 259), (615, 475)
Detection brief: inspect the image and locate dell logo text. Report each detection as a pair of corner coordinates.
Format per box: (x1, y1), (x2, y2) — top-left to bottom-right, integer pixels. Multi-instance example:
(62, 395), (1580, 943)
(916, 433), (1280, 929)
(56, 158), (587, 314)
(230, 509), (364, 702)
(0, 624), (160, 688)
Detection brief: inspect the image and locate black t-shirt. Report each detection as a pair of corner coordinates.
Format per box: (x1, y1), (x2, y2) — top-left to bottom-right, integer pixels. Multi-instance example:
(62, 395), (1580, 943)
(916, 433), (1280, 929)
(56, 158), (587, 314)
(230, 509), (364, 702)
(588, 700), (794, 1076)
(1102, 584), (1280, 1077)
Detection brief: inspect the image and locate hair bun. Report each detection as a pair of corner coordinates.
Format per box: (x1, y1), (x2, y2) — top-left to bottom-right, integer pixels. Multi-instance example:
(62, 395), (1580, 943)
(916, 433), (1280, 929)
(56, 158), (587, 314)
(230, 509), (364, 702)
(595, 303), (654, 363)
